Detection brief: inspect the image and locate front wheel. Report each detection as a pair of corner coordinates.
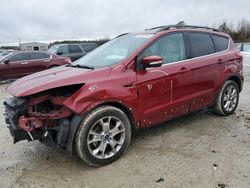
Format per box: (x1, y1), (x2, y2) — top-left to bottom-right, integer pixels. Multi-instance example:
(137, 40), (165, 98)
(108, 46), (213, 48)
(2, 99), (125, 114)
(213, 80), (239, 116)
(75, 106), (131, 167)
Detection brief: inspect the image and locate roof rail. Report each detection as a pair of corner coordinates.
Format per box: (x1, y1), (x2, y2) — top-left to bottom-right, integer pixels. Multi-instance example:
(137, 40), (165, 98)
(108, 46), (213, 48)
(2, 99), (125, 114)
(115, 33), (130, 38)
(146, 25), (219, 32)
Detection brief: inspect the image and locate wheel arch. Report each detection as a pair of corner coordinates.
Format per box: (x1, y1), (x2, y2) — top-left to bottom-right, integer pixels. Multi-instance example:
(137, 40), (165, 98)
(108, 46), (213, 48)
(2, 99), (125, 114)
(65, 101), (137, 155)
(227, 75), (243, 92)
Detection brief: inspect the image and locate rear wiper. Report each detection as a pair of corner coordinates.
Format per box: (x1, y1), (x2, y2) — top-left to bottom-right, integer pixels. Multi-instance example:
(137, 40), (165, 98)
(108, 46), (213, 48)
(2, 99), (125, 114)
(68, 64), (94, 69)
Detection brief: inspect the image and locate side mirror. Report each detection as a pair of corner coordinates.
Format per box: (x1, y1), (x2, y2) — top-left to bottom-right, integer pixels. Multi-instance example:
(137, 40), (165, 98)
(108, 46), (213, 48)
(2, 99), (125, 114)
(142, 55), (163, 69)
(4, 59), (10, 64)
(57, 52), (63, 55)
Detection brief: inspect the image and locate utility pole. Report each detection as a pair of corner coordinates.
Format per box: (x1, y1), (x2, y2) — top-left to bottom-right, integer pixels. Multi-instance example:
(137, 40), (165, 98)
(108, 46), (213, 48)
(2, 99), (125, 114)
(18, 37), (21, 50)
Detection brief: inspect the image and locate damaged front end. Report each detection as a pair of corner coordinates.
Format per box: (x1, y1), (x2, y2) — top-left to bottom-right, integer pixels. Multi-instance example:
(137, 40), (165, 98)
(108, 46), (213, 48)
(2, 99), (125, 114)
(4, 84), (83, 147)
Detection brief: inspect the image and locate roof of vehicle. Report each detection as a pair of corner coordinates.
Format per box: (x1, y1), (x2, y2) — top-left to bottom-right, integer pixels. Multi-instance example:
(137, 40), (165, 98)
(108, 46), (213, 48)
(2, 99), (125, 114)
(52, 43), (80, 47)
(116, 25), (229, 39)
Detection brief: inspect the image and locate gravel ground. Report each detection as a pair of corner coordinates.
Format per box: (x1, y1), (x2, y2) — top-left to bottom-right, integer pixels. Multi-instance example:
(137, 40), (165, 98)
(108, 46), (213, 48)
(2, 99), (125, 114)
(0, 67), (250, 188)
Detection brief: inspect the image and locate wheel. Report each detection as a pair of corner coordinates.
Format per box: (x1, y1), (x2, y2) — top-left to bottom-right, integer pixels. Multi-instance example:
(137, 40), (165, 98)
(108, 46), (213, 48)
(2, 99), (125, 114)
(213, 80), (239, 116)
(75, 106), (131, 167)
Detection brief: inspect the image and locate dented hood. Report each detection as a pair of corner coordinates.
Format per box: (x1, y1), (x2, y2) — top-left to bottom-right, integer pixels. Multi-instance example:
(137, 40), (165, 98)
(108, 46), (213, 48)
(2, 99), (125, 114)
(7, 66), (110, 97)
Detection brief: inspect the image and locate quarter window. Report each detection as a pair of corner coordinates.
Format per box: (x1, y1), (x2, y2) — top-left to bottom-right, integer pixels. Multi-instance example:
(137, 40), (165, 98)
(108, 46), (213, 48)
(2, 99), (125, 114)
(141, 33), (186, 64)
(189, 33), (215, 57)
(212, 35), (229, 52)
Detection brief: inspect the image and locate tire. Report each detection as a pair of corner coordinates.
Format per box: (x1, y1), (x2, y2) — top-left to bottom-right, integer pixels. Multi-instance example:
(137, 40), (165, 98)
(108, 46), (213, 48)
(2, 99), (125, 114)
(75, 106), (131, 167)
(213, 80), (239, 116)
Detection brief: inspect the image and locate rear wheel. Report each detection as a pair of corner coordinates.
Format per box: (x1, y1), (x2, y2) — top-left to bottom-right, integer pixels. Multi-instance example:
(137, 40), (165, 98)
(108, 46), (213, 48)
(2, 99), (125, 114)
(213, 80), (239, 116)
(75, 106), (131, 167)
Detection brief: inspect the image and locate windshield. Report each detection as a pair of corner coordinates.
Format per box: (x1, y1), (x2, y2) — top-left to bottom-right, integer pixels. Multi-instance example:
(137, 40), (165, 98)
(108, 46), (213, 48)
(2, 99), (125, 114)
(72, 33), (154, 68)
(48, 45), (59, 54)
(0, 53), (12, 62)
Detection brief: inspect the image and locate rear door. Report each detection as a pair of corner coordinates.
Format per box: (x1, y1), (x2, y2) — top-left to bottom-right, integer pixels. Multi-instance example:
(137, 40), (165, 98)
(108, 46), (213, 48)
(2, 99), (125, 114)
(136, 32), (194, 127)
(0, 53), (31, 80)
(28, 52), (51, 73)
(188, 32), (228, 111)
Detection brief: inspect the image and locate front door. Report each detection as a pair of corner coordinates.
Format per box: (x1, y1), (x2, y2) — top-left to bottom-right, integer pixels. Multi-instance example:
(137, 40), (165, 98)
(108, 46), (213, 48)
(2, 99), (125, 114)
(0, 53), (31, 80)
(136, 32), (194, 127)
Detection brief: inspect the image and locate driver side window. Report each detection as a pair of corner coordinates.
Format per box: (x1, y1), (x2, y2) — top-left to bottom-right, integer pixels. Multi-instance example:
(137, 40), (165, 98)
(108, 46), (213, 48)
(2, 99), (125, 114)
(141, 33), (186, 64)
(8, 53), (30, 62)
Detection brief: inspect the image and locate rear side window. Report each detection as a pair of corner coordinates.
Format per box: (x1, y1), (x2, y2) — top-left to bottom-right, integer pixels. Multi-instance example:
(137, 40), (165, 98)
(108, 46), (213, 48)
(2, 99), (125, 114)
(81, 43), (98, 52)
(30, 53), (50, 60)
(69, 45), (82, 53)
(189, 32), (215, 58)
(212, 35), (229, 52)
(8, 53), (30, 62)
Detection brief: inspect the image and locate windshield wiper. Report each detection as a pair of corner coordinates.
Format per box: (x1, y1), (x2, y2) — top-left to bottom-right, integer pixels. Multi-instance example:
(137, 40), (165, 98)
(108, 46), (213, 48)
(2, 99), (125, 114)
(68, 64), (94, 69)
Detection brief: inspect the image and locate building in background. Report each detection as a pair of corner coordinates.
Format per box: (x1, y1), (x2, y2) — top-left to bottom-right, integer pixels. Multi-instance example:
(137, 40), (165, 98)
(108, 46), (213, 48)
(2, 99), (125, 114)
(19, 42), (48, 51)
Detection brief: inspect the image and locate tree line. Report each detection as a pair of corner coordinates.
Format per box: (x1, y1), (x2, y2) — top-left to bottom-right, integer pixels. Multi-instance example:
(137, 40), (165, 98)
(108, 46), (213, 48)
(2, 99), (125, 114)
(48, 37), (110, 48)
(177, 20), (250, 42)
(218, 19), (250, 42)
(1, 20), (250, 49)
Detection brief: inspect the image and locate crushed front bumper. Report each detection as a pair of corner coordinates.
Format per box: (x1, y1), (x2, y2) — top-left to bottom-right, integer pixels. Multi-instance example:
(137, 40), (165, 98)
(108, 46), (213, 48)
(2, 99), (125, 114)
(3, 97), (31, 143)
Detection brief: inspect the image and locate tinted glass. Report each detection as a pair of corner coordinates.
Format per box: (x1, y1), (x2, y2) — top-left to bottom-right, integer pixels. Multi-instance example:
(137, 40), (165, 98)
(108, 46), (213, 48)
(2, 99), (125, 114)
(58, 46), (69, 54)
(141, 33), (186, 64)
(212, 35), (229, 52)
(30, 53), (50, 60)
(189, 32), (215, 57)
(81, 43), (98, 52)
(69, 45), (82, 53)
(8, 53), (30, 62)
(243, 44), (250, 52)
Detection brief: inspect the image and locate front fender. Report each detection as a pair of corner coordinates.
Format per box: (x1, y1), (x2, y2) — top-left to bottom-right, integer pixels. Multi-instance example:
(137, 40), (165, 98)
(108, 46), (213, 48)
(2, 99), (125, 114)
(63, 82), (139, 116)
(64, 82), (139, 154)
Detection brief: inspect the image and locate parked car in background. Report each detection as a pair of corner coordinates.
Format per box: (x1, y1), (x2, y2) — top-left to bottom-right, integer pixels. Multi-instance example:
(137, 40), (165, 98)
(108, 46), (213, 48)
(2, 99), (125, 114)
(236, 42), (250, 65)
(49, 43), (83, 62)
(0, 51), (71, 81)
(4, 25), (243, 166)
(80, 42), (98, 52)
(48, 43), (98, 62)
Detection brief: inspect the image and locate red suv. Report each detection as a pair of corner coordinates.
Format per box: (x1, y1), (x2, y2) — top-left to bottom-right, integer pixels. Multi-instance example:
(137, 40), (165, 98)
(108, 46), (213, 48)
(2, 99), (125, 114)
(4, 25), (243, 166)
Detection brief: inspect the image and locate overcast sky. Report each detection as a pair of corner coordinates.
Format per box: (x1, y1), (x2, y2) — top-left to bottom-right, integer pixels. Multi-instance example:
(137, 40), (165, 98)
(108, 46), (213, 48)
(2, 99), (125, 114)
(0, 0), (249, 45)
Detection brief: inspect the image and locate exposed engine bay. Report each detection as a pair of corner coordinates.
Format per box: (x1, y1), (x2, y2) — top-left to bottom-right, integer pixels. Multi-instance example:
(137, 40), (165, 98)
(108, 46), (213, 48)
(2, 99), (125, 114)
(4, 84), (83, 148)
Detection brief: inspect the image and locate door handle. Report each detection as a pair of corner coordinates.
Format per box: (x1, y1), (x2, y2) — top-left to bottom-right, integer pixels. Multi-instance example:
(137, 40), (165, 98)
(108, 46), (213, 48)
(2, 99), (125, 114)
(179, 67), (189, 73)
(21, 62), (29, 65)
(217, 59), (224, 65)
(44, 59), (50, 62)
